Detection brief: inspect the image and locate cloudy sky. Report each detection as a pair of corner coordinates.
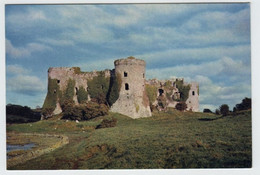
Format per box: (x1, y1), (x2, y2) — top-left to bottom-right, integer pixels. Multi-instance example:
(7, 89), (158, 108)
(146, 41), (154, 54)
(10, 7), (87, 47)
(5, 3), (251, 111)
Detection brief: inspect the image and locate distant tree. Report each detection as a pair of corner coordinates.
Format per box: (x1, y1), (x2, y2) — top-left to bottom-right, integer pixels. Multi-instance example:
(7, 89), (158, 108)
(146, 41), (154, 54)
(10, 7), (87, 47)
(175, 102), (187, 111)
(215, 109), (220, 115)
(203, 109), (213, 113)
(220, 104), (229, 116)
(235, 97), (251, 111)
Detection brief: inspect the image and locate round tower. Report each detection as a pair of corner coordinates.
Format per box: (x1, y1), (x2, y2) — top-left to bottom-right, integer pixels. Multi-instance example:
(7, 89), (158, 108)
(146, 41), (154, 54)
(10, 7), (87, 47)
(110, 56), (151, 118)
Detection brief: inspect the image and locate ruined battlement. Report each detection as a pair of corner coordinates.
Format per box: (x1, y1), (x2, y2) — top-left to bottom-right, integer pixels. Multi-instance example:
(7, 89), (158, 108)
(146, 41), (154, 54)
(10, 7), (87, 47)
(43, 56), (199, 118)
(114, 56), (146, 66)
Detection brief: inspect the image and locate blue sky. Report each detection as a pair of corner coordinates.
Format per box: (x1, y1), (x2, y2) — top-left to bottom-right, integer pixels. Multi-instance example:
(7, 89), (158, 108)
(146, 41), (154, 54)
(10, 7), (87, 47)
(5, 3), (251, 111)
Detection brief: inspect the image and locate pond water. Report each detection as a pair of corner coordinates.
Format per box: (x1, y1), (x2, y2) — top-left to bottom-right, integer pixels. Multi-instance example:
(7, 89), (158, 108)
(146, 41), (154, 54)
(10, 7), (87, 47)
(7, 143), (35, 159)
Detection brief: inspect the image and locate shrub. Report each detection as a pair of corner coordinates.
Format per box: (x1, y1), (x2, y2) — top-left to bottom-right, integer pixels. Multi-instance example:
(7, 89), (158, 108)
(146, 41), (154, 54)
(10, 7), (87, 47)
(220, 104), (229, 116)
(203, 109), (213, 113)
(41, 107), (55, 119)
(96, 117), (117, 129)
(175, 102), (187, 111)
(77, 86), (88, 104)
(62, 102), (109, 121)
(83, 102), (109, 120)
(60, 99), (75, 112)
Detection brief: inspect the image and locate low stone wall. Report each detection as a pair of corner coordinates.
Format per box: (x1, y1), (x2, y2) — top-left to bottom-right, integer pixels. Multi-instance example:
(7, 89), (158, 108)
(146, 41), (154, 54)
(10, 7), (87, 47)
(7, 133), (69, 168)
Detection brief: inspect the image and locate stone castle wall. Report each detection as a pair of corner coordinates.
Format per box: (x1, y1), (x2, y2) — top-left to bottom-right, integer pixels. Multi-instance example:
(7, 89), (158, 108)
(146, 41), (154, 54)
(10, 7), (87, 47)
(110, 58), (151, 118)
(44, 57), (199, 118)
(186, 82), (199, 112)
(47, 67), (111, 114)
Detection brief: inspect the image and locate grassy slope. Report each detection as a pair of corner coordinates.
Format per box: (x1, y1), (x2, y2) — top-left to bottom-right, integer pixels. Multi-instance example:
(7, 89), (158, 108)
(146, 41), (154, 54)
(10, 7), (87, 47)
(7, 109), (251, 169)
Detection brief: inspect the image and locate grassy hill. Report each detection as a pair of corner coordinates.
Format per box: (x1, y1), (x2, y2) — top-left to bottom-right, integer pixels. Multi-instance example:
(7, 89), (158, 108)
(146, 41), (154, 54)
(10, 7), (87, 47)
(7, 109), (251, 169)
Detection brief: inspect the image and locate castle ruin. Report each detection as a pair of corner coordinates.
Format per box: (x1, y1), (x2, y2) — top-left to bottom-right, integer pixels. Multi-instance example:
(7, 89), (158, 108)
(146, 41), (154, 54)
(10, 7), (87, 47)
(43, 56), (199, 119)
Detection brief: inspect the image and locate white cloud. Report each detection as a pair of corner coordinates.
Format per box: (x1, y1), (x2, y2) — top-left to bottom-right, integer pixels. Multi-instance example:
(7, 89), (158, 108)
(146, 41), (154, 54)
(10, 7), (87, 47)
(7, 75), (45, 95)
(7, 9), (47, 26)
(6, 65), (46, 96)
(73, 58), (115, 72)
(200, 104), (218, 112)
(6, 39), (30, 58)
(39, 38), (74, 46)
(138, 45), (250, 65)
(6, 39), (51, 58)
(193, 75), (250, 111)
(146, 56), (250, 80)
(7, 65), (30, 75)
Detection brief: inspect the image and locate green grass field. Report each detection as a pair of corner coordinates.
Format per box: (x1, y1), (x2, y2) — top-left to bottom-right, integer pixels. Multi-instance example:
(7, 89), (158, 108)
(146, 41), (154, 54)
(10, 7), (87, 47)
(6, 109), (251, 169)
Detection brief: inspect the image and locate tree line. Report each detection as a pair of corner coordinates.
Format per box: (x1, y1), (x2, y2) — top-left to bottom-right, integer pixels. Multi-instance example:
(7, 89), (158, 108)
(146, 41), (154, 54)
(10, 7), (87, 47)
(203, 97), (251, 116)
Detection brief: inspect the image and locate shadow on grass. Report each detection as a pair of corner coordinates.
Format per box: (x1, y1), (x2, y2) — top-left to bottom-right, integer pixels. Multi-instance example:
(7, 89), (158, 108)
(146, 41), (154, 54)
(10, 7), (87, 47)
(198, 116), (224, 121)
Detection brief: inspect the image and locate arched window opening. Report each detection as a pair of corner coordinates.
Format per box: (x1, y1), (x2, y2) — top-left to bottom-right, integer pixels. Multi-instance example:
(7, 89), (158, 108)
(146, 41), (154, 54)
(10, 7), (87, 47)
(57, 80), (60, 84)
(125, 83), (129, 90)
(143, 73), (145, 78)
(192, 91), (195, 96)
(124, 72), (128, 77)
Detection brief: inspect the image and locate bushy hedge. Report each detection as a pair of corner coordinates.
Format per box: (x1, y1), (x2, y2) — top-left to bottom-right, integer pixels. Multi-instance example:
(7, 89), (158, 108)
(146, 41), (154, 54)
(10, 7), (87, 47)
(61, 101), (109, 121)
(175, 102), (187, 111)
(96, 117), (117, 129)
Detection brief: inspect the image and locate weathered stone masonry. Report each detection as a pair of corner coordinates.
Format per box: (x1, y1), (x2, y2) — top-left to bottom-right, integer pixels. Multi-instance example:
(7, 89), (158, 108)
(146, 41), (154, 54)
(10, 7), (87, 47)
(43, 57), (199, 119)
